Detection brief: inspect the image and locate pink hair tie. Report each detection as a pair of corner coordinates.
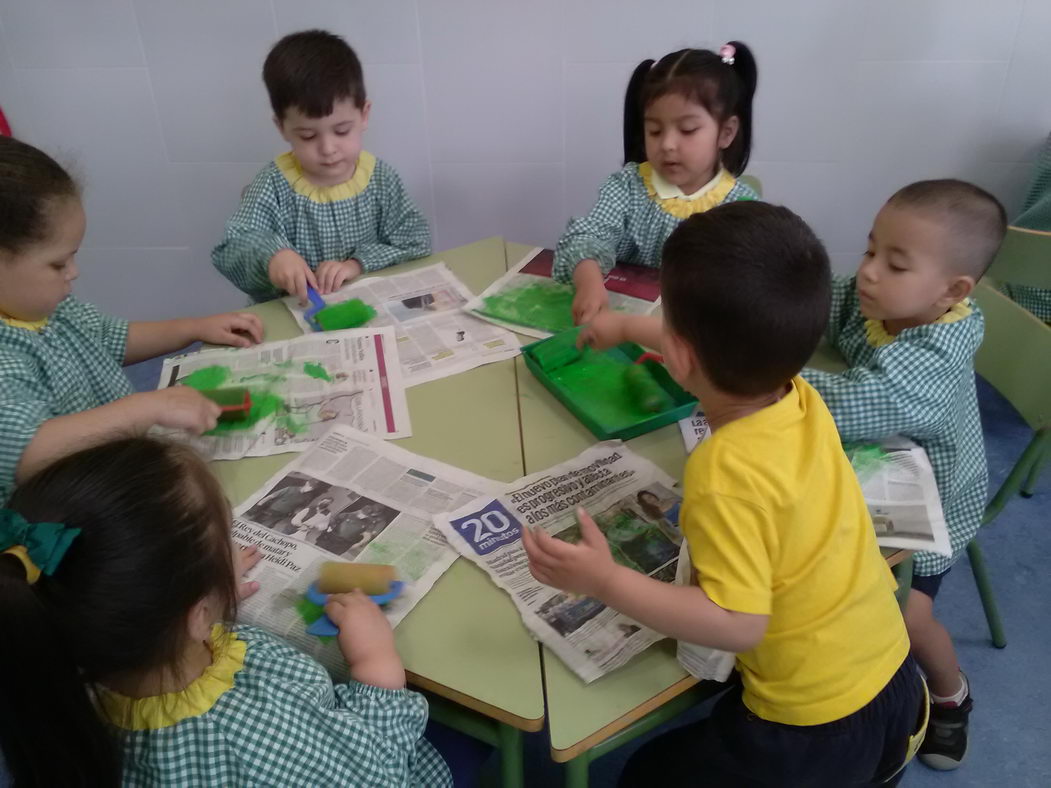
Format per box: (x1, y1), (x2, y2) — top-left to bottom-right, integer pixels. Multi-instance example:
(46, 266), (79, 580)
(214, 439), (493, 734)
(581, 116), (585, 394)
(719, 44), (736, 65)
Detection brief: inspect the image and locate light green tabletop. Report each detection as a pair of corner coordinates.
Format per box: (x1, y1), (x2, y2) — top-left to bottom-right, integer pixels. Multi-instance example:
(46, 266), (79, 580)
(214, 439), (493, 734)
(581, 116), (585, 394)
(212, 237), (544, 730)
(504, 240), (905, 761)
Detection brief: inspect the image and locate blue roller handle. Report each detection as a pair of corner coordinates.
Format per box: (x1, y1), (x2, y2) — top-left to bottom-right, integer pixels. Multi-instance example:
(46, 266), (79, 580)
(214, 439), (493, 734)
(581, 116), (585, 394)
(304, 286), (326, 331)
(305, 580), (405, 636)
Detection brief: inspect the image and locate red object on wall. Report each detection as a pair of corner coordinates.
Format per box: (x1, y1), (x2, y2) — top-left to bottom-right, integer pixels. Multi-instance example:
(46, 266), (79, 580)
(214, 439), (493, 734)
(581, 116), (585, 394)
(0, 107), (10, 137)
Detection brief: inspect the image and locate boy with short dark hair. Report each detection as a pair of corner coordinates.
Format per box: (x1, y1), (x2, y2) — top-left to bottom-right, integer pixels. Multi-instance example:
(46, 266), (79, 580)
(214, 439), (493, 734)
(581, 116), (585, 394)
(803, 179), (1008, 771)
(523, 202), (927, 786)
(213, 29), (430, 304)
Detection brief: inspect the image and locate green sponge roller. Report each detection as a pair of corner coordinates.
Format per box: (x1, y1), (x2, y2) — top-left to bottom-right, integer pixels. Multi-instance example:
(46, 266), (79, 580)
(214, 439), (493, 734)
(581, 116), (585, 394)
(623, 364), (673, 413)
(315, 299), (377, 331)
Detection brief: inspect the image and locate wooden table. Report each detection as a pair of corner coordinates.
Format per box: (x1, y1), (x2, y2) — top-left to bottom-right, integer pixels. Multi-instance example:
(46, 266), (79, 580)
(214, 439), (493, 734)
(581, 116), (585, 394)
(211, 238), (543, 787)
(504, 241), (911, 787)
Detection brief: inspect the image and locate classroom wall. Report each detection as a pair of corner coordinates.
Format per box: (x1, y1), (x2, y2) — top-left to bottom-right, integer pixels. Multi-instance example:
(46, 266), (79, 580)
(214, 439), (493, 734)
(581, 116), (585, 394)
(0, 0), (1048, 319)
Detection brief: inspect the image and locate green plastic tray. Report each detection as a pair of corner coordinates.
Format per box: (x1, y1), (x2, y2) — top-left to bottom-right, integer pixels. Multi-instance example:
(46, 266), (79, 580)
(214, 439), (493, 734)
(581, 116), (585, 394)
(522, 331), (697, 441)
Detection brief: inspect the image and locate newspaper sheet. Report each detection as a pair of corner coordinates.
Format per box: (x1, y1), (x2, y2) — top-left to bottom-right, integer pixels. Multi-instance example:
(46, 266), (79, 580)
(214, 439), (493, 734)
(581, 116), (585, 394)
(434, 441), (683, 683)
(284, 262), (520, 386)
(159, 327), (410, 460)
(464, 247), (662, 339)
(233, 424), (502, 677)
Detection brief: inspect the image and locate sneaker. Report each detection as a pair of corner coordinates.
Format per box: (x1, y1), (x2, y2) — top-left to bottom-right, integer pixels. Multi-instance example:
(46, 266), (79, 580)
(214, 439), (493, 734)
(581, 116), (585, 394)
(919, 695), (973, 770)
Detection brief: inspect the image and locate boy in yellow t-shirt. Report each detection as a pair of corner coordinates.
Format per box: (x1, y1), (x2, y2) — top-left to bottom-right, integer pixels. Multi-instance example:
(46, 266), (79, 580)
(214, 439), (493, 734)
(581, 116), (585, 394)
(522, 202), (926, 786)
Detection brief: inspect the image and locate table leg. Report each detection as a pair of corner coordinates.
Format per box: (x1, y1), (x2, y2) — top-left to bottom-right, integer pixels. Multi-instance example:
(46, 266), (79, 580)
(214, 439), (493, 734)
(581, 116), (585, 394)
(498, 723), (524, 788)
(563, 753), (590, 788)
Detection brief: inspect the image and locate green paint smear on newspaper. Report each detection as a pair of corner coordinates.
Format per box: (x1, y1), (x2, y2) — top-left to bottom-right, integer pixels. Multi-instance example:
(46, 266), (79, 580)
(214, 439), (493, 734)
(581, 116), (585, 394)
(548, 352), (653, 429)
(477, 281), (576, 334)
(182, 364), (306, 435)
(844, 443), (889, 484)
(182, 365), (231, 390)
(303, 361), (332, 382)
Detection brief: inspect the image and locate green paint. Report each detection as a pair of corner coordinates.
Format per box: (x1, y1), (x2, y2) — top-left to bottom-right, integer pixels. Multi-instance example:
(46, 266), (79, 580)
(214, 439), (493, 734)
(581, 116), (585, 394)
(316, 299), (377, 331)
(477, 281), (576, 333)
(235, 372), (287, 385)
(845, 443), (889, 483)
(205, 391), (308, 435)
(303, 361), (332, 382)
(548, 353), (656, 431)
(294, 597), (335, 643)
(182, 365), (231, 391)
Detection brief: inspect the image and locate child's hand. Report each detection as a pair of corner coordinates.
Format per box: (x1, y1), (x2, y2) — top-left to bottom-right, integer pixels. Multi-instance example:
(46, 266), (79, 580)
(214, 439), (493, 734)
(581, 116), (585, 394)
(572, 279), (609, 325)
(326, 590), (405, 689)
(234, 543), (262, 599)
(137, 388), (221, 434)
(577, 311), (628, 350)
(521, 507), (617, 599)
(196, 312), (263, 348)
(316, 259), (363, 294)
(268, 249), (319, 306)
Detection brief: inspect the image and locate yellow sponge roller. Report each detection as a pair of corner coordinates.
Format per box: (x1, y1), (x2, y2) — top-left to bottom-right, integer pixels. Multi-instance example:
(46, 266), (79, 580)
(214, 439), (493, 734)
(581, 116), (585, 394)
(317, 562), (396, 595)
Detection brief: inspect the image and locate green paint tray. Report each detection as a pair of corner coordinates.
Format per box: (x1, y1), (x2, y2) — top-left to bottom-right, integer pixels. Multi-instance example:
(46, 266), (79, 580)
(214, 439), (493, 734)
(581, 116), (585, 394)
(523, 330), (697, 440)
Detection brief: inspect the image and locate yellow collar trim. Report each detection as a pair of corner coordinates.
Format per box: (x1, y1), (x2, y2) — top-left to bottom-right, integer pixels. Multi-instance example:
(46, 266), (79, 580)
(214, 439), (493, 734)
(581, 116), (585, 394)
(98, 625), (246, 731)
(0, 314), (48, 332)
(640, 164), (736, 219)
(865, 299), (973, 348)
(275, 150), (376, 204)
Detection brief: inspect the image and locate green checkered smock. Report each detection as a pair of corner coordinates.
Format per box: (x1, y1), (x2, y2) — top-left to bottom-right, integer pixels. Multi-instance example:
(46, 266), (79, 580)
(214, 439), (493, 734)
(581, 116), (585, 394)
(213, 150), (431, 302)
(552, 163), (758, 283)
(0, 297), (131, 502)
(107, 625), (451, 787)
(802, 277), (987, 576)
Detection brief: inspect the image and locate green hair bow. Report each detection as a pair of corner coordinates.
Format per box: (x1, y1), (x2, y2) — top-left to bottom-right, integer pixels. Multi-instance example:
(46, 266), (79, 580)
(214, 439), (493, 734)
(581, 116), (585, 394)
(0, 509), (80, 584)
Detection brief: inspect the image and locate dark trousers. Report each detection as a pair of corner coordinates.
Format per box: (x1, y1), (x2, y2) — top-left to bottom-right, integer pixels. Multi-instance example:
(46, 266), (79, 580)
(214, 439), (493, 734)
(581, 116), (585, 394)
(619, 658), (924, 788)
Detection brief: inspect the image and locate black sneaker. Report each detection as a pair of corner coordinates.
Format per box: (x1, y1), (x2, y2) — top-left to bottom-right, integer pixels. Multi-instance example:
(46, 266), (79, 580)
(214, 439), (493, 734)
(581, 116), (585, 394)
(919, 695), (973, 770)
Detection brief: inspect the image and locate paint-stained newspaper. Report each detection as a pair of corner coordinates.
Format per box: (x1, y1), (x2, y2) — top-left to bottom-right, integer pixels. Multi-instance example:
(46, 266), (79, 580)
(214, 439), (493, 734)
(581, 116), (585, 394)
(434, 442), (683, 683)
(233, 424), (501, 677)
(285, 262), (520, 386)
(158, 327), (410, 460)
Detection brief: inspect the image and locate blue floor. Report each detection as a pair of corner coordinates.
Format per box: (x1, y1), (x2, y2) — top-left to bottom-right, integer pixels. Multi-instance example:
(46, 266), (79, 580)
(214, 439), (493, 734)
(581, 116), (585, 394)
(426, 376), (1051, 787)
(131, 356), (1049, 786)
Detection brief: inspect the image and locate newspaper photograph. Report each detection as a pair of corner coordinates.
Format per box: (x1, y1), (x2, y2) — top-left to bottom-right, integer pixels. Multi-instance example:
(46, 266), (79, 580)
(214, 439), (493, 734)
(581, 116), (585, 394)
(233, 424), (502, 677)
(159, 327), (410, 460)
(464, 247), (662, 339)
(434, 441), (683, 683)
(680, 412), (951, 557)
(284, 262), (521, 386)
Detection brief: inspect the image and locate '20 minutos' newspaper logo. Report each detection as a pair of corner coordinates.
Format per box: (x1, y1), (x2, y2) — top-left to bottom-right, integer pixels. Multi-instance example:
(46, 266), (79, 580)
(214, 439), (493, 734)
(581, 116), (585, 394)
(450, 501), (522, 556)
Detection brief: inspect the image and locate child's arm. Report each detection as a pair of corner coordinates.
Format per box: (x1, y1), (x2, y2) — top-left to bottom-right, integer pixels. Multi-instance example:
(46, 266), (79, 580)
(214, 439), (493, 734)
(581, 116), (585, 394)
(522, 508), (769, 652)
(578, 312), (663, 353)
(124, 312), (263, 364)
(554, 170), (636, 323)
(802, 331), (968, 443)
(349, 163), (431, 274)
(553, 170), (634, 284)
(824, 276), (858, 346)
(14, 387), (220, 484)
(325, 590), (406, 690)
(212, 169), (313, 302)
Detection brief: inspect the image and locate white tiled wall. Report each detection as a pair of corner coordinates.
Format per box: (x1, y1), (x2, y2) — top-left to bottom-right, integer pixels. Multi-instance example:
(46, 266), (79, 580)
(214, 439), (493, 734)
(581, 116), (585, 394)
(0, 0), (1049, 319)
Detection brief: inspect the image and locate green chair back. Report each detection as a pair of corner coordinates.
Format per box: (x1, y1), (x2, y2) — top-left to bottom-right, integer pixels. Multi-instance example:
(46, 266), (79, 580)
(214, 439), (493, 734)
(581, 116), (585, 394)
(973, 281), (1051, 431)
(739, 174), (763, 198)
(985, 226), (1051, 289)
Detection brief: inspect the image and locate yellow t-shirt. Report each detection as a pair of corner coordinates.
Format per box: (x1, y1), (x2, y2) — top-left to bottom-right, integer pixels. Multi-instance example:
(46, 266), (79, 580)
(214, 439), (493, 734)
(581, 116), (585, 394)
(682, 376), (910, 726)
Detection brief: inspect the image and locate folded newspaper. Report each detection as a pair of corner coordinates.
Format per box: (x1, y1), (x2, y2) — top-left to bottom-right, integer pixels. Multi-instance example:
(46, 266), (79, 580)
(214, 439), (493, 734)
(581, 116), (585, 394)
(284, 262), (520, 386)
(464, 247), (662, 339)
(159, 327), (410, 460)
(434, 441), (683, 683)
(233, 424), (502, 677)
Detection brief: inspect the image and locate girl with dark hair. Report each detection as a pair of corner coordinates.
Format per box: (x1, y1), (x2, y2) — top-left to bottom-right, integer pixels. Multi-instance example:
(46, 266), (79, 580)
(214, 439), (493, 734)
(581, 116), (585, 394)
(554, 42), (760, 324)
(0, 438), (450, 786)
(0, 135), (265, 502)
